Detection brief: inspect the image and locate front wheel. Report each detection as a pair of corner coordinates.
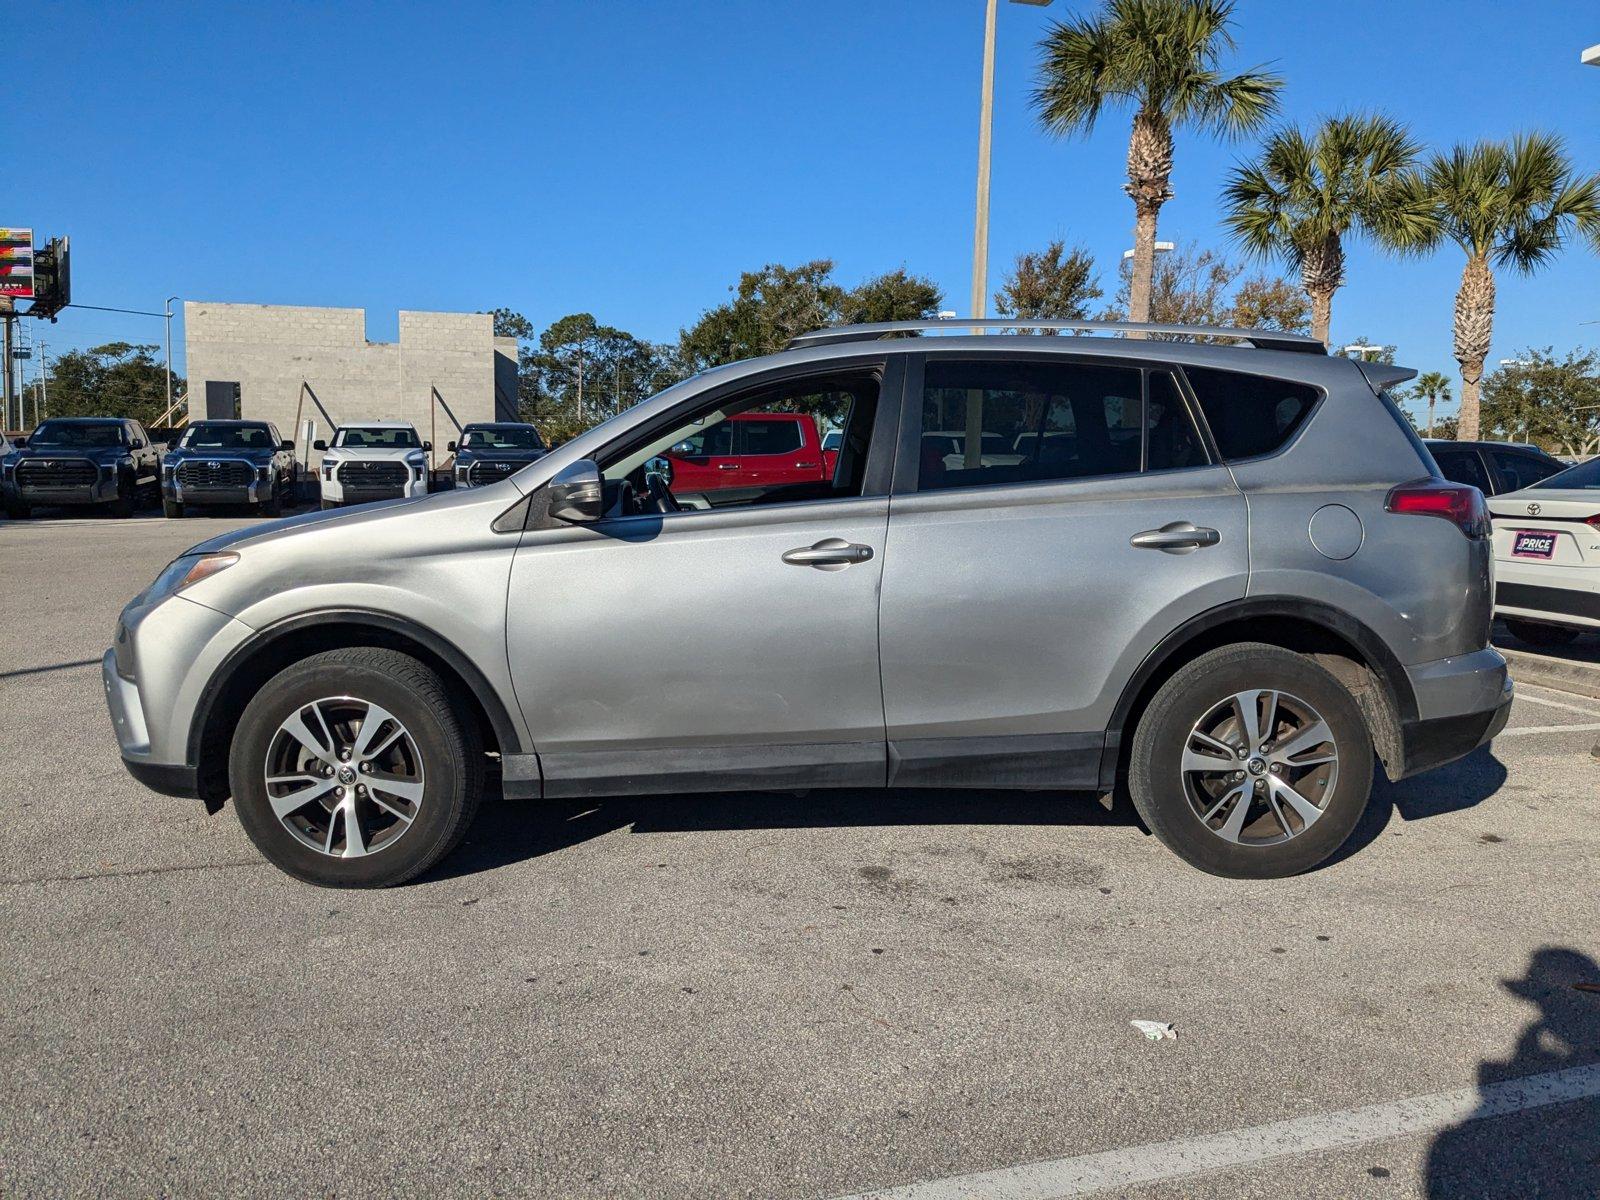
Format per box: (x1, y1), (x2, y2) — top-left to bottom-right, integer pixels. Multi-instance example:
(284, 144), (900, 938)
(261, 486), (282, 517)
(229, 648), (483, 887)
(162, 498), (184, 519)
(3, 498), (29, 519)
(320, 498), (340, 511)
(1128, 643), (1373, 879)
(1505, 619), (1580, 648)
(108, 480), (136, 518)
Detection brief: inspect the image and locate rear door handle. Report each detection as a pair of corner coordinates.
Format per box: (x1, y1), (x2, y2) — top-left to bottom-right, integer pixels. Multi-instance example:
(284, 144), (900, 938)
(1130, 521), (1221, 554)
(782, 538), (874, 569)
(717, 462), (739, 470)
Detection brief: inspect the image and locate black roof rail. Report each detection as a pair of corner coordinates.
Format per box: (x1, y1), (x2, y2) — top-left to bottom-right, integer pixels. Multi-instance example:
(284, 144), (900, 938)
(786, 318), (1327, 355)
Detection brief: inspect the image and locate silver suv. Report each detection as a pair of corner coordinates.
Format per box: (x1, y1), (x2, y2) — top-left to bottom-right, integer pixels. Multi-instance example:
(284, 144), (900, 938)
(104, 319), (1512, 887)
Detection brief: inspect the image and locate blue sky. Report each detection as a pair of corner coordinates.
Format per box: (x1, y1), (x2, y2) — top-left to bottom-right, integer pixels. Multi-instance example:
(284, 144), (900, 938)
(17, 0), (1600, 417)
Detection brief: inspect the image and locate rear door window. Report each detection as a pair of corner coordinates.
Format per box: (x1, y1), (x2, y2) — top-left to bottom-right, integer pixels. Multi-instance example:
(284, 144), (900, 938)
(1431, 448), (1493, 493)
(738, 418), (804, 456)
(1182, 366), (1320, 460)
(1488, 449), (1564, 493)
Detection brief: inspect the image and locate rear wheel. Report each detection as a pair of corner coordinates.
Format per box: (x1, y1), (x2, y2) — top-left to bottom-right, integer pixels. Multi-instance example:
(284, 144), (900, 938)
(1505, 619), (1580, 648)
(1128, 643), (1373, 879)
(230, 648), (483, 888)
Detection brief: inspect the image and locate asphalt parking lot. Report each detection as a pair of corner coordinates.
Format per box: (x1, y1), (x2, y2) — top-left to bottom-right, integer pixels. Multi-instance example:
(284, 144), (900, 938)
(2, 510), (1598, 1199)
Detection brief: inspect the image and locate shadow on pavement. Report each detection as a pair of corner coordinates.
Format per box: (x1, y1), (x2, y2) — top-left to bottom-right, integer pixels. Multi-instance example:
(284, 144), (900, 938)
(1424, 947), (1600, 1198)
(1326, 746), (1509, 867)
(427, 785), (1135, 883)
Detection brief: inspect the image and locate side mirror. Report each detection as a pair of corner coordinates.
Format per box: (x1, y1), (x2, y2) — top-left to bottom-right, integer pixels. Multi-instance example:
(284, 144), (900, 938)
(546, 459), (604, 523)
(13, 435), (24, 447)
(423, 441), (433, 452)
(279, 440), (294, 453)
(446, 441), (457, 453)
(167, 437), (179, 450)
(312, 439), (328, 451)
(129, 439), (145, 450)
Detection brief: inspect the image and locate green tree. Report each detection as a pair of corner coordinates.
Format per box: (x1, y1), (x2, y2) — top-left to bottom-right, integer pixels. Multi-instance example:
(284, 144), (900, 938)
(1481, 348), (1600, 456)
(839, 268), (943, 324)
(1222, 113), (1433, 345)
(489, 307), (536, 341)
(1105, 242), (1307, 334)
(1420, 134), (1600, 440)
(678, 261), (845, 372)
(1033, 0), (1280, 325)
(42, 342), (181, 428)
(527, 313), (676, 440)
(993, 241), (1103, 323)
(1407, 370), (1452, 439)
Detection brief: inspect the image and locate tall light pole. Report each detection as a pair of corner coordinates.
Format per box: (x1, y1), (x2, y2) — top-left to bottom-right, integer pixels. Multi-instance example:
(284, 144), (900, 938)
(971, 0), (1054, 321)
(164, 296), (179, 416)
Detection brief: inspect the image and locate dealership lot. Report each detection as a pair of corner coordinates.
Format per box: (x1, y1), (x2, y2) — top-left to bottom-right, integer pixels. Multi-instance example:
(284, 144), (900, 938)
(2, 513), (1598, 1198)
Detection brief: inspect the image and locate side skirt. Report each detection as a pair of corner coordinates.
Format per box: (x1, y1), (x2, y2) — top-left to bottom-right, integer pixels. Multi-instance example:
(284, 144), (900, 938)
(887, 732), (1106, 790)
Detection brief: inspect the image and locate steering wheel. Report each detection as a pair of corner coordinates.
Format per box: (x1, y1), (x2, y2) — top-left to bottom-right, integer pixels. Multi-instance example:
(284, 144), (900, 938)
(645, 470), (681, 514)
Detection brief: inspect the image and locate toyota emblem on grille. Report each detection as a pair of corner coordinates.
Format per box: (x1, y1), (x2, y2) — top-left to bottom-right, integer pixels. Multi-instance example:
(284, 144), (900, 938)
(1527, 503), (1541, 516)
(208, 460), (221, 469)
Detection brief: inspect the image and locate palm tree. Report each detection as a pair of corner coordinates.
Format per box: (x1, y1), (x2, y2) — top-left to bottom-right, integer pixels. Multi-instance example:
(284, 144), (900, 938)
(1221, 114), (1433, 345)
(1421, 134), (1600, 440)
(1411, 370), (1452, 438)
(1033, 0), (1280, 325)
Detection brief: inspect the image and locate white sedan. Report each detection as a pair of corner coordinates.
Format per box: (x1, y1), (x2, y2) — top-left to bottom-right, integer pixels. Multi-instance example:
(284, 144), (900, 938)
(1487, 457), (1600, 645)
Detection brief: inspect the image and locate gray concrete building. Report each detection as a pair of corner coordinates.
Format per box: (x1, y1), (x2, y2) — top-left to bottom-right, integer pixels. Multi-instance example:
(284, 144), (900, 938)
(183, 302), (520, 463)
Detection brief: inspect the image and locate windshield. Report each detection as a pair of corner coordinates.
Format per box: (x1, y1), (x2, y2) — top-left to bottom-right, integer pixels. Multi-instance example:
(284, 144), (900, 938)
(28, 421), (124, 447)
(335, 427), (420, 449)
(1531, 457), (1600, 491)
(463, 426), (543, 450)
(181, 424), (275, 450)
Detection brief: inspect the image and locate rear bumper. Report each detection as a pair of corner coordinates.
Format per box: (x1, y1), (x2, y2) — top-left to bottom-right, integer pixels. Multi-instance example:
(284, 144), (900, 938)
(1495, 579), (1600, 630)
(1398, 687), (1513, 779)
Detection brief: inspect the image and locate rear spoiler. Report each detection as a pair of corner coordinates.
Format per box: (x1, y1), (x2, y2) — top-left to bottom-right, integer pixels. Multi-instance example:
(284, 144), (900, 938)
(1355, 362), (1417, 390)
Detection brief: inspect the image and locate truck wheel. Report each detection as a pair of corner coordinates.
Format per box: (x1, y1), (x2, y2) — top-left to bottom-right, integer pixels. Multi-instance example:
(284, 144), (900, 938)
(229, 648), (483, 888)
(3, 499), (29, 520)
(162, 499), (184, 519)
(320, 498), (339, 511)
(108, 480), (136, 518)
(262, 486), (282, 517)
(1127, 643), (1373, 879)
(1505, 619), (1580, 648)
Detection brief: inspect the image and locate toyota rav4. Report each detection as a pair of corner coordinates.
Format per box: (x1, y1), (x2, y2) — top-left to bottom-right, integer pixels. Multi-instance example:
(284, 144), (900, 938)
(105, 319), (1511, 888)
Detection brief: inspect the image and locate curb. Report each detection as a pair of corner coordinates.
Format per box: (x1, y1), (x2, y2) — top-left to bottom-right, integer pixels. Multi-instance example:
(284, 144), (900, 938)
(1500, 647), (1600, 702)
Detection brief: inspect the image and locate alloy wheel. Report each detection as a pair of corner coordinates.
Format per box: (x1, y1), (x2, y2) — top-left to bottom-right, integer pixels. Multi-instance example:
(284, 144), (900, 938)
(1180, 689), (1339, 846)
(264, 696), (425, 858)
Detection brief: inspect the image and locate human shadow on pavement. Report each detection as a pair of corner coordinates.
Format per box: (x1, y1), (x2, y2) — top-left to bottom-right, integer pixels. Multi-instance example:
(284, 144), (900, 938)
(1324, 746), (1509, 867)
(1424, 947), (1600, 1198)
(425, 784), (1135, 882)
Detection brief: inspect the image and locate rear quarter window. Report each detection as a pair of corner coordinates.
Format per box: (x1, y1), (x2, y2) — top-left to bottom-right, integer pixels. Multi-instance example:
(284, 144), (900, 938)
(1182, 366), (1320, 461)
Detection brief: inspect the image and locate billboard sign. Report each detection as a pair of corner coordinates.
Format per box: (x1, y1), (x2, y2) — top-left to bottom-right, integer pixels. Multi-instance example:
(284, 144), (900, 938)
(1, 227), (34, 299)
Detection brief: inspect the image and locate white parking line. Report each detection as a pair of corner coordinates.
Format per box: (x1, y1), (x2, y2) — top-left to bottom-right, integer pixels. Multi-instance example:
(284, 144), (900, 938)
(832, 1064), (1600, 1200)
(1496, 723), (1600, 737)
(1514, 687), (1600, 718)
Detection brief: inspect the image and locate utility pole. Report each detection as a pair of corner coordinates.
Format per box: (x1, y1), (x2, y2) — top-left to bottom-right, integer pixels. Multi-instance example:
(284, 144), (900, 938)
(576, 347), (585, 422)
(1, 298), (13, 431)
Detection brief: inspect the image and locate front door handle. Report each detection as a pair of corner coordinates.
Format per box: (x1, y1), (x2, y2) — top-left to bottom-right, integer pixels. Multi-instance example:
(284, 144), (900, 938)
(1130, 521), (1221, 554)
(717, 462), (739, 470)
(782, 538), (874, 569)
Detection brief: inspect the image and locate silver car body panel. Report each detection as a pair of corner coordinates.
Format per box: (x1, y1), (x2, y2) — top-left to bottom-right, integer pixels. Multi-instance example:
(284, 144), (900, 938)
(106, 332), (1510, 803)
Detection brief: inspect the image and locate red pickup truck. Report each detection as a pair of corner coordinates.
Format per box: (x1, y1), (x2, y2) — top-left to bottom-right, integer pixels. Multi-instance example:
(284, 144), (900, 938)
(665, 412), (838, 492)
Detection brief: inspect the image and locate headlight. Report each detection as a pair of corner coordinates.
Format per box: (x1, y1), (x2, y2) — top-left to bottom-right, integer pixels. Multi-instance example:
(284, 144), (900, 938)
(322, 459), (338, 481)
(142, 552), (240, 605)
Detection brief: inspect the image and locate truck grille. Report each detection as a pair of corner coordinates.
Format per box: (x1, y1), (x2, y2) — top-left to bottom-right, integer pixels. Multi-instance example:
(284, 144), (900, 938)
(17, 458), (98, 488)
(467, 460), (520, 485)
(338, 460), (410, 497)
(176, 459), (255, 489)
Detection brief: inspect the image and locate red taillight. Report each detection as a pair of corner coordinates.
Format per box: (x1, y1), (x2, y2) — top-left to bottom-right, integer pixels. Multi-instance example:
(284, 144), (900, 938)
(1588, 514), (1600, 530)
(1385, 480), (1490, 539)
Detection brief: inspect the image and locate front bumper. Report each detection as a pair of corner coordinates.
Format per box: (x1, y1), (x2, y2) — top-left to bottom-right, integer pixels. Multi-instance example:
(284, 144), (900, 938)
(164, 478), (269, 506)
(319, 475), (430, 504)
(7, 477), (119, 506)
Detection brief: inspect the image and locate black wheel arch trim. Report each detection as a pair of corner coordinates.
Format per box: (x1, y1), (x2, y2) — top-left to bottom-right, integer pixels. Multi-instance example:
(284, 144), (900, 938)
(186, 608), (526, 768)
(1107, 596), (1419, 738)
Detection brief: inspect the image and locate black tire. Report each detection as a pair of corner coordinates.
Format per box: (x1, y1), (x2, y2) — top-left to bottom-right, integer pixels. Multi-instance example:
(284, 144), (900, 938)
(261, 485), (282, 517)
(3, 499), (29, 519)
(1505, 619), (1580, 648)
(162, 498), (184, 519)
(1127, 643), (1374, 879)
(229, 648), (483, 888)
(320, 498), (339, 511)
(108, 480), (136, 518)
